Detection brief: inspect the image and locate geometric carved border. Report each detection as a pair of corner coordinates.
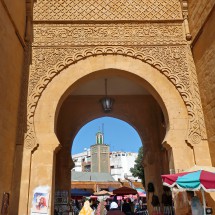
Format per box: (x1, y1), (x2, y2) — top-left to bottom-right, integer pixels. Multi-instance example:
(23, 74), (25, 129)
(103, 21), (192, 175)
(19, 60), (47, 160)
(33, 0), (182, 21)
(33, 23), (185, 47)
(26, 46), (205, 149)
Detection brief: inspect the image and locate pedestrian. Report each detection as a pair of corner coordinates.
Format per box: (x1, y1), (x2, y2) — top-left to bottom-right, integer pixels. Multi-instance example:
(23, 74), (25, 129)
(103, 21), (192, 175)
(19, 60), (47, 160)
(107, 202), (125, 215)
(187, 191), (204, 215)
(79, 200), (94, 215)
(96, 200), (107, 215)
(122, 198), (132, 215)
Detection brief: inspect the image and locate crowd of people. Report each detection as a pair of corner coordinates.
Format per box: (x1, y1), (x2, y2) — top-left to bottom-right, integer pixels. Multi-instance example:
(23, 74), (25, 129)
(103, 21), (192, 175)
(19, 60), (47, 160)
(68, 189), (206, 215)
(71, 196), (147, 215)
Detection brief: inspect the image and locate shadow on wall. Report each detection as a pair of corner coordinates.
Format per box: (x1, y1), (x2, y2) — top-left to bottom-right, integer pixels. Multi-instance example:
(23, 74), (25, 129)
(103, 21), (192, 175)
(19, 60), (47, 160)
(205, 192), (215, 213)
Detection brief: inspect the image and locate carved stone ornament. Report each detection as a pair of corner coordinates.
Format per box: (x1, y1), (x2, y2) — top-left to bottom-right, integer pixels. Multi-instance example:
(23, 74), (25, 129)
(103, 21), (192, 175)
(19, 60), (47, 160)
(26, 0), (206, 150)
(33, 23), (185, 47)
(26, 46), (206, 149)
(33, 0), (182, 21)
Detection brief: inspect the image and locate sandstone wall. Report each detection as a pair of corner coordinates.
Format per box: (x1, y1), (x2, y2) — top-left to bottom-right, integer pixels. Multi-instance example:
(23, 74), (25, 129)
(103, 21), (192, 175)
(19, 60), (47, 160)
(0, 0), (26, 211)
(188, 2), (215, 166)
(188, 0), (214, 41)
(188, 2), (215, 209)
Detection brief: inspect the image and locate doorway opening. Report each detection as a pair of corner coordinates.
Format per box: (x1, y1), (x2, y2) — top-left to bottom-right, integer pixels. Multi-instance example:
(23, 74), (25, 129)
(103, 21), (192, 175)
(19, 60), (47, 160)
(54, 71), (170, 213)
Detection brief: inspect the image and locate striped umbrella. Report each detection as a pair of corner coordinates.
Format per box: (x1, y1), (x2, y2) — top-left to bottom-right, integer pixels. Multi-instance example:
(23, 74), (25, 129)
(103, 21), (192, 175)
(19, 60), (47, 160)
(162, 170), (215, 215)
(135, 188), (146, 197)
(162, 170), (215, 191)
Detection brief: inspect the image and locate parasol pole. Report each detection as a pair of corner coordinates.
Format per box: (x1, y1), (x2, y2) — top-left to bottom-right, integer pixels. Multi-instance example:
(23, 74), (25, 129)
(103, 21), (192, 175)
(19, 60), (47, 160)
(201, 189), (206, 215)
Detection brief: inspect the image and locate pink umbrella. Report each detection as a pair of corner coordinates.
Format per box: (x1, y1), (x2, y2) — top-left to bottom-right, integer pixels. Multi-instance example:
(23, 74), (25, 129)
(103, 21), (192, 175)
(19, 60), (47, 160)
(138, 192), (146, 197)
(161, 172), (190, 188)
(136, 188), (146, 197)
(162, 170), (215, 215)
(162, 170), (215, 191)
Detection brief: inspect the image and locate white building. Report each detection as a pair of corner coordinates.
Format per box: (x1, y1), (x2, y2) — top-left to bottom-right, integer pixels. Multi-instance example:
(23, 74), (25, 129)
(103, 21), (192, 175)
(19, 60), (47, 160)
(110, 151), (140, 181)
(72, 149), (140, 182)
(72, 149), (91, 172)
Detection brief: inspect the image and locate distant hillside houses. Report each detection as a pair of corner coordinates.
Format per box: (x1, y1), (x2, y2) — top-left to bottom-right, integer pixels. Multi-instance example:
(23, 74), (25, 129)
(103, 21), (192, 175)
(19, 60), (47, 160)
(72, 150), (140, 182)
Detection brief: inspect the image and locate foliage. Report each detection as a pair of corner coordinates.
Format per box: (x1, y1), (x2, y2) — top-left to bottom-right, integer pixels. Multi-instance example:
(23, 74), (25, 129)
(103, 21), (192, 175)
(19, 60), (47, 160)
(130, 146), (145, 186)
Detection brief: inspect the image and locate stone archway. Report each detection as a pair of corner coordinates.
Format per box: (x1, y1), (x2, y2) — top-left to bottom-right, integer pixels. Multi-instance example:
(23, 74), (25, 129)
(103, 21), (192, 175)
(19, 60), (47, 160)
(18, 53), (212, 214)
(55, 91), (169, 215)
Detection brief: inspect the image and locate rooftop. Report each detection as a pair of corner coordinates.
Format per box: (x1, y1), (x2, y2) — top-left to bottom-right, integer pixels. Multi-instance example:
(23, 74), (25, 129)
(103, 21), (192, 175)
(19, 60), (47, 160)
(71, 171), (116, 182)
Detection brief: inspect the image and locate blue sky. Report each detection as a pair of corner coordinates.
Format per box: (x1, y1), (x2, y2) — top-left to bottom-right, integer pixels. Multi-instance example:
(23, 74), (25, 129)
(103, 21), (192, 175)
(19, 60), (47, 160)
(72, 117), (142, 155)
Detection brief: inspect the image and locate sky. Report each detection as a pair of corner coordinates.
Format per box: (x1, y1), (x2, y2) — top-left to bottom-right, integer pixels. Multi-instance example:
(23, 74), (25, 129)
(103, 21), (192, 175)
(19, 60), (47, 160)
(71, 117), (142, 155)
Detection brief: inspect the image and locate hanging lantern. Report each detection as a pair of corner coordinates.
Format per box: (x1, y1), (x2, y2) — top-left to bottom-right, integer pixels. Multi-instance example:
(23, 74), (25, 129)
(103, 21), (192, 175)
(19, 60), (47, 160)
(100, 79), (114, 113)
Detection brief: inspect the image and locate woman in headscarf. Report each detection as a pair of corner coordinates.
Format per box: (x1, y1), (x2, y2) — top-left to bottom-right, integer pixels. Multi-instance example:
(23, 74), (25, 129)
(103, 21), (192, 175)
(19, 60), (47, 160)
(79, 200), (94, 215)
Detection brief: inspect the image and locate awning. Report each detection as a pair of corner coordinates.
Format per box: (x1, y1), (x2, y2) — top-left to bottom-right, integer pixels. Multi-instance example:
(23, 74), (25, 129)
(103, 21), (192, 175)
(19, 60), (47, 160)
(71, 189), (92, 196)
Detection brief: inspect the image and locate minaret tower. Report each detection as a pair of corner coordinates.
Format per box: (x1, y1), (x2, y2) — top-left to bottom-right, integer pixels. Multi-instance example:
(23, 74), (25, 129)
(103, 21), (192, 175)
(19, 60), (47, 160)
(96, 131), (104, 144)
(90, 129), (110, 173)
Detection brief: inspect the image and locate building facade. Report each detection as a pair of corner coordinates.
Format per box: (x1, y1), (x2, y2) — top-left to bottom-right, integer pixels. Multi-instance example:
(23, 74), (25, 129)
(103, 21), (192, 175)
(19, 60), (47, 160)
(0, 0), (215, 213)
(72, 150), (139, 181)
(110, 151), (139, 181)
(72, 150), (91, 172)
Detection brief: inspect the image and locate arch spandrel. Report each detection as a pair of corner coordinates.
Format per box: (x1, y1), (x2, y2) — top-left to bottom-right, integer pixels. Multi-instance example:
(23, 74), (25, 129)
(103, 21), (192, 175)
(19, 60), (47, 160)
(33, 54), (188, 147)
(28, 46), (205, 151)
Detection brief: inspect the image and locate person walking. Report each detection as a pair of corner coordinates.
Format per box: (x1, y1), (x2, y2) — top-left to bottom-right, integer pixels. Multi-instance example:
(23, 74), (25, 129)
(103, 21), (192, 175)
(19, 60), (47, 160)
(96, 200), (107, 215)
(107, 202), (125, 215)
(187, 191), (204, 215)
(79, 200), (94, 215)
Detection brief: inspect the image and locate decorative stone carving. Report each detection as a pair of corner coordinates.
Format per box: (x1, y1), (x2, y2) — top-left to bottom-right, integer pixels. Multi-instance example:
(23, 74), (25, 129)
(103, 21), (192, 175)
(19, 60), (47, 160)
(180, 0), (192, 40)
(185, 46), (207, 141)
(33, 23), (185, 47)
(26, 0), (206, 149)
(33, 0), (182, 21)
(26, 46), (205, 149)
(29, 47), (84, 94)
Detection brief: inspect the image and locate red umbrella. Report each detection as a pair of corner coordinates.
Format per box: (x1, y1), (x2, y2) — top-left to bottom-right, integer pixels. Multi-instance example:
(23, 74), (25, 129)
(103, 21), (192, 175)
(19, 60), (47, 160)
(162, 170), (215, 191)
(162, 170), (215, 215)
(161, 172), (189, 188)
(113, 186), (138, 195)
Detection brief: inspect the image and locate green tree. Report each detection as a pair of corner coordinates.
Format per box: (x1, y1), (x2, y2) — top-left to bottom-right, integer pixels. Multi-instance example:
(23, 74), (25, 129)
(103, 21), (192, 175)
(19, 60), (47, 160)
(130, 146), (145, 186)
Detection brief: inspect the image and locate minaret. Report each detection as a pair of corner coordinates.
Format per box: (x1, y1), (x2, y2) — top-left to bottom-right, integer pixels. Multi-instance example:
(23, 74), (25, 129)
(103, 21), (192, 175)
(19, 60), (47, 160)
(90, 130), (110, 173)
(96, 131), (103, 144)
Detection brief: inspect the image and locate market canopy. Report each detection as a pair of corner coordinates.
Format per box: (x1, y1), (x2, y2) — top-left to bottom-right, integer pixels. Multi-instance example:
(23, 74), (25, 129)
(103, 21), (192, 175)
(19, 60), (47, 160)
(113, 186), (138, 195)
(135, 188), (146, 197)
(162, 169), (215, 215)
(162, 170), (215, 192)
(93, 190), (113, 196)
(71, 189), (92, 197)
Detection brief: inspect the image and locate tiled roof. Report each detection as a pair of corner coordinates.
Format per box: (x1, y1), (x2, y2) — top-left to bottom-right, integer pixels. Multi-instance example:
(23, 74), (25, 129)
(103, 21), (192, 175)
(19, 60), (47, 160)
(72, 172), (116, 182)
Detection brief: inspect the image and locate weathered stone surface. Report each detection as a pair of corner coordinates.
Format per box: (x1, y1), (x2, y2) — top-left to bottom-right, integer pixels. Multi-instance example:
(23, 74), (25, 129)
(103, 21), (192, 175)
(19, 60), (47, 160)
(188, 0), (215, 40)
(192, 8), (215, 165)
(0, 1), (25, 212)
(33, 0), (182, 21)
(0, 0), (215, 213)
